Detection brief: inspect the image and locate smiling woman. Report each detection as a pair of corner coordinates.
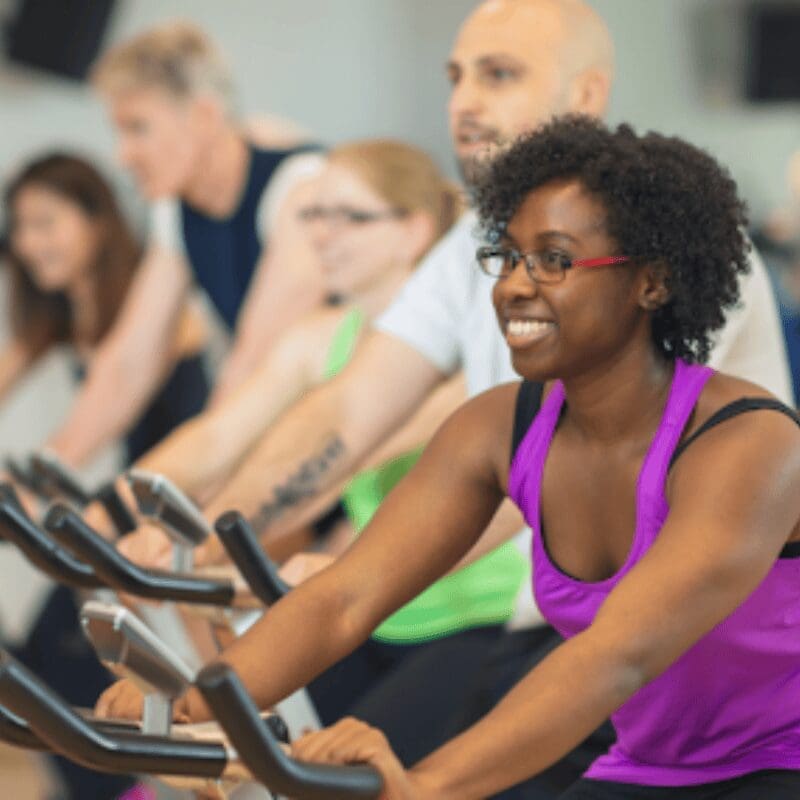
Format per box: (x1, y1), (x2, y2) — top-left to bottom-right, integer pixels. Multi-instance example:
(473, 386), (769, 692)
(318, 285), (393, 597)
(97, 117), (800, 800)
(475, 115), (751, 369)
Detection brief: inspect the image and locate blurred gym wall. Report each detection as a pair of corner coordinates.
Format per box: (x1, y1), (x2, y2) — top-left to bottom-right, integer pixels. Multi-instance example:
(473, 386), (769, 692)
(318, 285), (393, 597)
(0, 0), (799, 635)
(0, 0), (799, 221)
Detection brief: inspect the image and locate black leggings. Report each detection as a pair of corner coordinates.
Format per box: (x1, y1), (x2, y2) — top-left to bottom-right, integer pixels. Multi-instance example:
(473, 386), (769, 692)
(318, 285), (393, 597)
(453, 626), (615, 799)
(307, 625), (505, 767)
(559, 770), (800, 799)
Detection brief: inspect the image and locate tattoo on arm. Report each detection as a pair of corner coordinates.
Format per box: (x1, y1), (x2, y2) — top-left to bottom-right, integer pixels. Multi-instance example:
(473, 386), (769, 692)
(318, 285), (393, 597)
(249, 434), (346, 534)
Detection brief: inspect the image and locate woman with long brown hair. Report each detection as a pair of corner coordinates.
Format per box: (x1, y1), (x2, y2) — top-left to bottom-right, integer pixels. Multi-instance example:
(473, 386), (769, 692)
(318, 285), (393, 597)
(1, 152), (210, 800)
(2, 152), (210, 462)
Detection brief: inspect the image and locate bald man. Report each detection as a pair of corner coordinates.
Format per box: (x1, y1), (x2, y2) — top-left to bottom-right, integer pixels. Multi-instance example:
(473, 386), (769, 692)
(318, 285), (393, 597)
(198, 0), (788, 551)
(126, 1), (791, 796)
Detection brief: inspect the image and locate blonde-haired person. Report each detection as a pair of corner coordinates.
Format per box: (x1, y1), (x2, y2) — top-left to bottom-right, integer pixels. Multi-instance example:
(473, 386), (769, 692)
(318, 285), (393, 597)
(118, 138), (466, 533)
(108, 138), (530, 766)
(40, 20), (325, 471)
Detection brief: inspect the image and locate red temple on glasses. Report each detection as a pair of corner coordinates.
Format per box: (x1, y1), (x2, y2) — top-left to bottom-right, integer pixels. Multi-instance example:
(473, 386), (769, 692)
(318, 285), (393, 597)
(572, 255), (631, 268)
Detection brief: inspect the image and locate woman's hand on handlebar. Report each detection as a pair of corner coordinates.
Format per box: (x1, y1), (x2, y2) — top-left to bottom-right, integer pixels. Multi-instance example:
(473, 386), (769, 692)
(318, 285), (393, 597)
(95, 678), (192, 723)
(292, 718), (437, 800)
(117, 523), (173, 569)
(279, 552), (335, 587)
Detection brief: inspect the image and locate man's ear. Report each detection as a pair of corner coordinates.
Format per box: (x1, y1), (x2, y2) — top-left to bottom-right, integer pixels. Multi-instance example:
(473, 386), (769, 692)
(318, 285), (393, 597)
(639, 260), (672, 311)
(568, 68), (611, 117)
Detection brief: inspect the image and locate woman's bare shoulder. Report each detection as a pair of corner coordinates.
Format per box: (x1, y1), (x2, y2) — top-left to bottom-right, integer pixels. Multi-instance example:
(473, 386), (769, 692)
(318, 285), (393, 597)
(438, 381), (524, 477)
(690, 371), (790, 434)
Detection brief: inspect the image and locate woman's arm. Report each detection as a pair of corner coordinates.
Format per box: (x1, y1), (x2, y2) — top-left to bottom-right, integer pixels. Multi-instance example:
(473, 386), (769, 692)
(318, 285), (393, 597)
(296, 406), (800, 799)
(97, 384), (516, 719)
(135, 313), (330, 497)
(45, 244), (191, 467)
(115, 312), (340, 569)
(0, 338), (36, 402)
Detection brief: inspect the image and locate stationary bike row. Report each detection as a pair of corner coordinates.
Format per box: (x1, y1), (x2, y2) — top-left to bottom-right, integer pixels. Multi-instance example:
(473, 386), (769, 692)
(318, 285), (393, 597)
(0, 648), (381, 799)
(2, 457), (308, 724)
(0, 457), (378, 798)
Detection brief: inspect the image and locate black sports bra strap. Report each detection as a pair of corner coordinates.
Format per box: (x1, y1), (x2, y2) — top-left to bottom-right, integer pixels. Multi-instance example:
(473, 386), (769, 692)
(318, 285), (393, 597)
(670, 397), (800, 560)
(669, 397), (800, 471)
(511, 381), (544, 465)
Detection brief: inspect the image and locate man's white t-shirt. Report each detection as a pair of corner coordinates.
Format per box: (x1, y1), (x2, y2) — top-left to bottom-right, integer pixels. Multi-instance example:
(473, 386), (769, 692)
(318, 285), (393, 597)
(376, 210), (793, 627)
(378, 210), (792, 401)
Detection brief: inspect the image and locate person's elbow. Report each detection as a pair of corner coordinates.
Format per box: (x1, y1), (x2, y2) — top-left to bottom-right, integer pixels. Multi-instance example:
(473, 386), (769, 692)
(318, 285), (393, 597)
(577, 625), (655, 706)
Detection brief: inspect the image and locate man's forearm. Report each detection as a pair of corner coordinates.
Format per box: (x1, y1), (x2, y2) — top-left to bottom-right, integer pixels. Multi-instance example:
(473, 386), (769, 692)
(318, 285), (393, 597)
(203, 386), (365, 539)
(135, 412), (235, 498)
(202, 331), (446, 544)
(207, 339), (264, 407)
(247, 430), (346, 532)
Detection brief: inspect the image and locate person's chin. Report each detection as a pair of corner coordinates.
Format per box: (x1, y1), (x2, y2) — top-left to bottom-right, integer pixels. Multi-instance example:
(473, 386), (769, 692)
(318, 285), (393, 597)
(456, 150), (499, 189)
(510, 348), (558, 383)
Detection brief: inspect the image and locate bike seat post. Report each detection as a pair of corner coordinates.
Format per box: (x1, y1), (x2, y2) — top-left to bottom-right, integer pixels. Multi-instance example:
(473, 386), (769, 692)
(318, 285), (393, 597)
(142, 694), (173, 736)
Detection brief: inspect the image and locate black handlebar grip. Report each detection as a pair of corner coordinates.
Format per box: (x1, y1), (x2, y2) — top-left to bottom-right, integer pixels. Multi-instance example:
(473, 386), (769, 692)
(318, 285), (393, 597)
(43, 504), (235, 606)
(0, 482), (24, 512)
(4, 457), (50, 500)
(0, 650), (227, 777)
(197, 662), (383, 799)
(265, 713), (290, 745)
(0, 492), (103, 590)
(93, 482), (138, 537)
(214, 511), (290, 605)
(30, 453), (92, 507)
(0, 700), (139, 753)
(0, 704), (46, 751)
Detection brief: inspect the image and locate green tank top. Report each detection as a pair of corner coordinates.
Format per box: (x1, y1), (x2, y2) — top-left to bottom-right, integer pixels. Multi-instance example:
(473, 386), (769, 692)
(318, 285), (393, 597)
(324, 308), (528, 644)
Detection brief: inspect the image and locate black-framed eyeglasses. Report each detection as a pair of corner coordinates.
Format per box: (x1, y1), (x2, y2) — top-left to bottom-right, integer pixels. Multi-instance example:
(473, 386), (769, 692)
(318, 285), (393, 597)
(298, 205), (407, 227)
(476, 245), (631, 284)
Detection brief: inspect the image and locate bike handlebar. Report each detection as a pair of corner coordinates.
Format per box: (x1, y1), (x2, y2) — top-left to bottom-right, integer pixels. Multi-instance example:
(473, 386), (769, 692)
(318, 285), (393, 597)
(0, 704), (46, 751)
(214, 511), (290, 605)
(0, 488), (103, 590)
(81, 601), (195, 698)
(4, 456), (51, 501)
(126, 470), (210, 547)
(43, 504), (234, 606)
(197, 662), (383, 800)
(92, 481), (139, 537)
(0, 650), (227, 778)
(30, 451), (92, 507)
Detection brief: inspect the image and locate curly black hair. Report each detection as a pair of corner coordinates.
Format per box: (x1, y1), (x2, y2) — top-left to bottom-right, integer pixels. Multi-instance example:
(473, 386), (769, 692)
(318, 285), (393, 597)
(473, 115), (750, 363)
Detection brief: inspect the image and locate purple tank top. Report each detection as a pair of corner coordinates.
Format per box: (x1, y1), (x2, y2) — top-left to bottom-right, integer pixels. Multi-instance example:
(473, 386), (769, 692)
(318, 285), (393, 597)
(509, 359), (800, 786)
